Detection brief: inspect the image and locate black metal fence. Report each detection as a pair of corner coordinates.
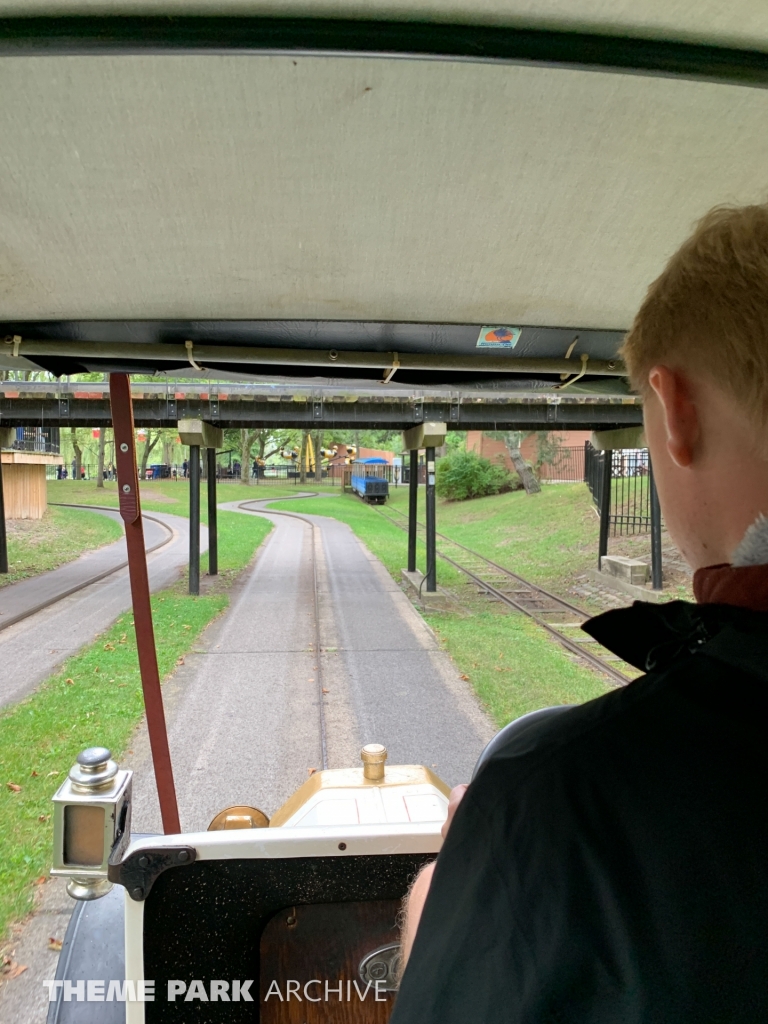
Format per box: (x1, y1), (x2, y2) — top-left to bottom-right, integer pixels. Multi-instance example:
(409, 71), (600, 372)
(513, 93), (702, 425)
(584, 442), (651, 536)
(538, 446), (585, 482)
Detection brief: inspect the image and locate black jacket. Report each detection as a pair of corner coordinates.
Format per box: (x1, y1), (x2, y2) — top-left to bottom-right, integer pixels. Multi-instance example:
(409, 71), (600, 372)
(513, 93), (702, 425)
(391, 601), (768, 1024)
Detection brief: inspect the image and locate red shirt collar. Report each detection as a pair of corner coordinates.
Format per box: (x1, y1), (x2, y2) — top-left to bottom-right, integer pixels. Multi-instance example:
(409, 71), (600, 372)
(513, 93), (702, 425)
(693, 563), (768, 612)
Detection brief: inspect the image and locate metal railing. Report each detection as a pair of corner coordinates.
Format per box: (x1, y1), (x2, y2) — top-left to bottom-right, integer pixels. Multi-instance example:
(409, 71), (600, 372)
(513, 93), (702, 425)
(585, 441), (652, 536)
(9, 426), (60, 454)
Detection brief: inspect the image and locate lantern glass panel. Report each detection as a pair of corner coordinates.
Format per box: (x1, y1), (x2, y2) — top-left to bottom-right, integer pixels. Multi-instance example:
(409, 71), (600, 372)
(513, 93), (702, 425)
(63, 805), (105, 867)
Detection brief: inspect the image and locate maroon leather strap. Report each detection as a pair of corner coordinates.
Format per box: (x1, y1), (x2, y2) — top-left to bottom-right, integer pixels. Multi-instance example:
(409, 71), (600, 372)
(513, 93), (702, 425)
(109, 374), (181, 835)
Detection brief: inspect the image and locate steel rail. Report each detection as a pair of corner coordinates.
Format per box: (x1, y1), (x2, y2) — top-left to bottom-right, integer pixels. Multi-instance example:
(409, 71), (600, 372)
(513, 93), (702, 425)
(377, 505), (632, 686)
(237, 494), (329, 771)
(0, 503), (175, 633)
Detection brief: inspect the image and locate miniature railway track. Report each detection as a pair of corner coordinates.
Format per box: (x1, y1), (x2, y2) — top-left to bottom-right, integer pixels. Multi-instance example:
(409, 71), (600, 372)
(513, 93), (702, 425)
(0, 504), (175, 633)
(377, 505), (634, 686)
(238, 495), (329, 769)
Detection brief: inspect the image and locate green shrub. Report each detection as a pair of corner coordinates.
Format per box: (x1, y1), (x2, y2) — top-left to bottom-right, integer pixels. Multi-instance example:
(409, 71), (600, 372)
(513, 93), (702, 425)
(435, 450), (519, 501)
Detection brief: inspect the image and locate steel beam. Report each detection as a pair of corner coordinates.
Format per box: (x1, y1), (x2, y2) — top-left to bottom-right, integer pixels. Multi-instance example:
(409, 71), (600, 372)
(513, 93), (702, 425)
(189, 445), (200, 595)
(425, 446), (437, 593)
(649, 457), (663, 591)
(1, 16), (767, 89)
(0, 395), (642, 431)
(207, 447), (218, 577)
(597, 449), (613, 568)
(407, 449), (418, 574)
(0, 456), (7, 574)
(108, 373), (180, 835)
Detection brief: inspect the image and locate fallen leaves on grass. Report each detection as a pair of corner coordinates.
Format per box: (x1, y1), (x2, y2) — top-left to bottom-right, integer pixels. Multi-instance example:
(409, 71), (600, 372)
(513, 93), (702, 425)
(33, 876), (46, 886)
(65, 678), (74, 686)
(6, 783), (21, 793)
(460, 674), (470, 681)
(103, 642), (115, 651)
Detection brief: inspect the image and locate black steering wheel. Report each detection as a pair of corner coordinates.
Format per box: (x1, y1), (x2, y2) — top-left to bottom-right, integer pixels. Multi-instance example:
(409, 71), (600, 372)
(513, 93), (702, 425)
(472, 706), (572, 780)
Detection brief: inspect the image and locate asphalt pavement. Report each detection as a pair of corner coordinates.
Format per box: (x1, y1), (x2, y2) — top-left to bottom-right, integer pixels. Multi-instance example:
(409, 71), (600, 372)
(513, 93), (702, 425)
(127, 497), (494, 833)
(0, 508), (207, 709)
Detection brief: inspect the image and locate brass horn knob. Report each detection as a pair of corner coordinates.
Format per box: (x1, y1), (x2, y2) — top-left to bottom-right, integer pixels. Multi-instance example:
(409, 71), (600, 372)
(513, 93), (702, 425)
(361, 743), (387, 781)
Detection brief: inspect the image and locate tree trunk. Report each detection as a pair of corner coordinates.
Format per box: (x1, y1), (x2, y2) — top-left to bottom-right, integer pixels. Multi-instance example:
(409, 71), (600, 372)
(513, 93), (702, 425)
(140, 429), (160, 481)
(240, 429), (256, 485)
(70, 427), (83, 480)
(314, 430), (323, 483)
(96, 427), (107, 488)
(509, 447), (541, 495)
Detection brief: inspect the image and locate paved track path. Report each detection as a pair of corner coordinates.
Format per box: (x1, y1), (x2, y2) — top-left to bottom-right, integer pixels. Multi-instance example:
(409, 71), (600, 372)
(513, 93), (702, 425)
(0, 508), (206, 709)
(129, 496), (494, 832)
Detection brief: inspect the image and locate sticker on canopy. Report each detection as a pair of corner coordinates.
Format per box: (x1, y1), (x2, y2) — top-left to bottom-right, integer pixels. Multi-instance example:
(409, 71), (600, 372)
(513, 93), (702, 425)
(476, 326), (521, 348)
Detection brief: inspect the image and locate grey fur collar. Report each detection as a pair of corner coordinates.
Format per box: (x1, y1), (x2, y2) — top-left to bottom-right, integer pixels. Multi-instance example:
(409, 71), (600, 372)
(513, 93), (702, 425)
(731, 514), (768, 567)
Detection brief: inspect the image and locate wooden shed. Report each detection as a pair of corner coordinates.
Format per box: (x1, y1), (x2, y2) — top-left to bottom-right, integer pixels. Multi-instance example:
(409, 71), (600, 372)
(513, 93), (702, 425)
(0, 450), (63, 520)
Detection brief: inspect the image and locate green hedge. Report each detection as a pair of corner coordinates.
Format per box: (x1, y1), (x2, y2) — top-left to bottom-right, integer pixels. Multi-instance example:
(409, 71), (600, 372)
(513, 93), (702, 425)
(435, 450), (519, 501)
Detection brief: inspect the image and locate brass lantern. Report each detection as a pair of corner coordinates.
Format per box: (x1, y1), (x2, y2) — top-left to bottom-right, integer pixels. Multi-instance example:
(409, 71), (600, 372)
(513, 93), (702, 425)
(51, 747), (132, 900)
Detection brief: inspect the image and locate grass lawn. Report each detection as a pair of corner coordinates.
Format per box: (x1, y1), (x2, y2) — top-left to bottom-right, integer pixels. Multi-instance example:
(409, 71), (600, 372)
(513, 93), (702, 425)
(0, 511), (272, 939)
(425, 609), (610, 728)
(268, 492), (614, 729)
(0, 506), (123, 589)
(46, 477), (338, 515)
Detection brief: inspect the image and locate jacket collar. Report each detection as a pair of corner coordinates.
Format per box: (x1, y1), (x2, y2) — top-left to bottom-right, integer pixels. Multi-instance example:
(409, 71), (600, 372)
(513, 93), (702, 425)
(693, 562), (768, 611)
(582, 600), (766, 674)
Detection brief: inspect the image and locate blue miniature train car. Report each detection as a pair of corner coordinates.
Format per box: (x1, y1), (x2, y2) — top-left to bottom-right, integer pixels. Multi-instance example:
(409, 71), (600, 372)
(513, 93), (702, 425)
(350, 458), (390, 504)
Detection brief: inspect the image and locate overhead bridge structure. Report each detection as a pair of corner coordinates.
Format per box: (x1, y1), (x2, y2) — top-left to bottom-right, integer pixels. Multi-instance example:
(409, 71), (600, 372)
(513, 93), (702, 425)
(0, 383), (641, 432)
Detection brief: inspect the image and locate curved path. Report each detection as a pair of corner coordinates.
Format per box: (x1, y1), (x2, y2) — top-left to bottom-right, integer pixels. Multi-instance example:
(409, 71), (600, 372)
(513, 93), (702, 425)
(128, 496), (494, 833)
(1, 495), (494, 1023)
(0, 508), (207, 709)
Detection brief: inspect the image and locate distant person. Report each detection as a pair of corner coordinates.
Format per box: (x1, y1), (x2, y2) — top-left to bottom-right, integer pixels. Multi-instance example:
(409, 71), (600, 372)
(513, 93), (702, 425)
(393, 203), (768, 1023)
(182, 459), (188, 479)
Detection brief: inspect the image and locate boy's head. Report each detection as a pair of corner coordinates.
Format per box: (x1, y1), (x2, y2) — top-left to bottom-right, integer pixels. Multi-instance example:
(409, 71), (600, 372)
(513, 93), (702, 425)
(622, 203), (768, 445)
(621, 203), (768, 569)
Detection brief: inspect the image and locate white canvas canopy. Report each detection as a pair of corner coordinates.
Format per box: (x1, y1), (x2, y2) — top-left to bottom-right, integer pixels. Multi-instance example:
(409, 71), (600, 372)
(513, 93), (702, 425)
(1, 2), (767, 383)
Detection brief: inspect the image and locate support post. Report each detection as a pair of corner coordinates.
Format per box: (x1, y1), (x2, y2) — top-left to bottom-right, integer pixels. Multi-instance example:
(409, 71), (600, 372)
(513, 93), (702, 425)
(598, 448), (612, 569)
(425, 445), (437, 592)
(109, 373), (180, 835)
(0, 455), (8, 574)
(207, 447), (218, 577)
(408, 449), (418, 573)
(189, 445), (200, 595)
(649, 457), (663, 591)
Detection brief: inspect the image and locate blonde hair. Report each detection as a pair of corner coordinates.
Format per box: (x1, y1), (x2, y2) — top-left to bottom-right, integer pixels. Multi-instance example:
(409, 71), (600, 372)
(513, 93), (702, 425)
(621, 203), (768, 435)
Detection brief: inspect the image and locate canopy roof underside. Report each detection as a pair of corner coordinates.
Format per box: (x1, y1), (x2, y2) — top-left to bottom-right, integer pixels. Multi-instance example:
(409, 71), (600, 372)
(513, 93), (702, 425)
(1, 5), (767, 384)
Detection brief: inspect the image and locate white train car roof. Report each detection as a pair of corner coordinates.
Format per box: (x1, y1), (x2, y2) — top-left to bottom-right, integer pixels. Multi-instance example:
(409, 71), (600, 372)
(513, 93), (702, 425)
(1, 1), (767, 386)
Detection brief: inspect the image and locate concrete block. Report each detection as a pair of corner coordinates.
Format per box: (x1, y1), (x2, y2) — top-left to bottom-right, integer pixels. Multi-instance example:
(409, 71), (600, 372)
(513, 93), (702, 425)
(401, 569), (448, 610)
(177, 419), (224, 449)
(600, 555), (649, 585)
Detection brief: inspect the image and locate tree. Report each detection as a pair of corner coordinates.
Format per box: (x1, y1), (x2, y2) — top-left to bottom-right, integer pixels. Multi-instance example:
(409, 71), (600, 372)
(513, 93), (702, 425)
(139, 429), (161, 481)
(70, 426), (83, 479)
(96, 426), (108, 488)
(239, 428), (260, 485)
(314, 430), (324, 483)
